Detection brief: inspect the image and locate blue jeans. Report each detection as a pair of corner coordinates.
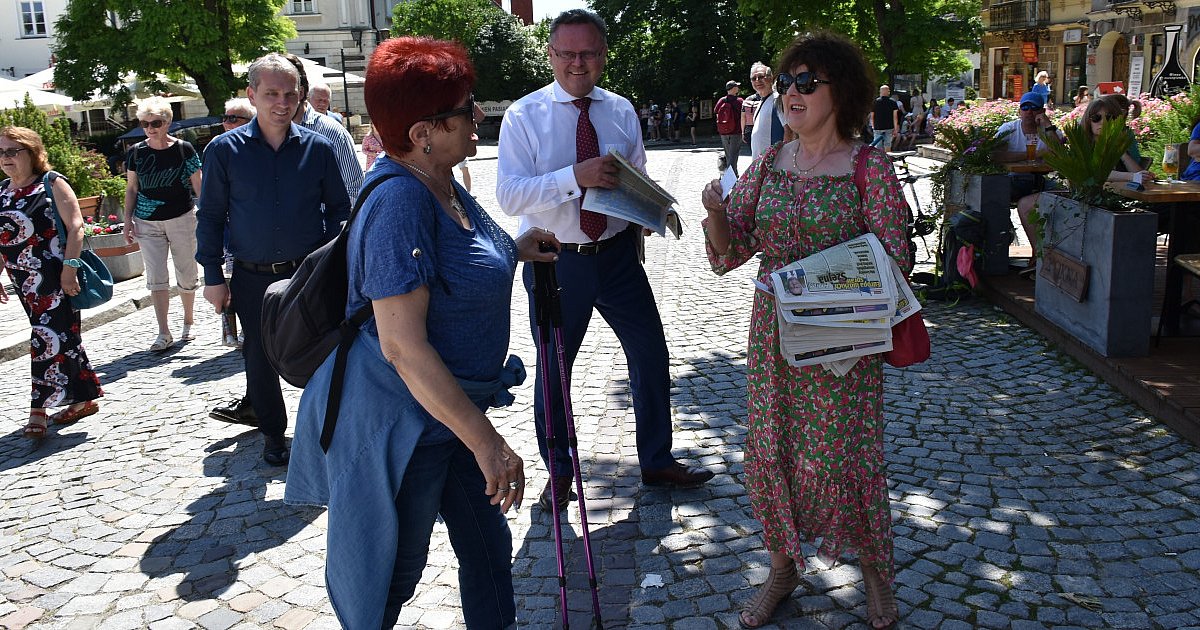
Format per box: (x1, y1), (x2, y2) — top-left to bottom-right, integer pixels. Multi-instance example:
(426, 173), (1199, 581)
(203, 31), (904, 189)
(871, 128), (894, 150)
(381, 438), (515, 629)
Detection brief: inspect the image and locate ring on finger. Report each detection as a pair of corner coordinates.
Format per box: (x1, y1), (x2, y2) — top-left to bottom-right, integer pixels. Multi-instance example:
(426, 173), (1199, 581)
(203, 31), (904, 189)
(508, 481), (519, 490)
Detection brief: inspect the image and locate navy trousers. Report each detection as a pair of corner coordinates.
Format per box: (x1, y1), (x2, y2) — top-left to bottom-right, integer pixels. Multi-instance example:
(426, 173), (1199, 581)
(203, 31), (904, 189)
(523, 229), (675, 478)
(229, 267), (292, 440)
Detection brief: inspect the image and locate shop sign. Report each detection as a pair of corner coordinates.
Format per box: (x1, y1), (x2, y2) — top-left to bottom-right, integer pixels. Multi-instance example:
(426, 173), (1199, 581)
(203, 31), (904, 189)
(1022, 41), (1038, 63)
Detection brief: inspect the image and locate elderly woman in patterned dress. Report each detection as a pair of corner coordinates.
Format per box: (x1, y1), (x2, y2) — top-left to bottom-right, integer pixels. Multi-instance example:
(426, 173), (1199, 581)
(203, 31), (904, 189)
(0, 126), (103, 440)
(700, 32), (909, 629)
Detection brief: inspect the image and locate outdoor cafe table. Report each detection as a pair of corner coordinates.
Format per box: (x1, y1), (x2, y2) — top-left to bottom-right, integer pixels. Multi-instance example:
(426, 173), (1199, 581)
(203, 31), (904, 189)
(1109, 180), (1200, 335)
(1003, 161), (1055, 174)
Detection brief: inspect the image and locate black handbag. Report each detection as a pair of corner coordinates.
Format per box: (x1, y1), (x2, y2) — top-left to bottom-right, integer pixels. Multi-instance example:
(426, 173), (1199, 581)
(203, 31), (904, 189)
(45, 173), (114, 310)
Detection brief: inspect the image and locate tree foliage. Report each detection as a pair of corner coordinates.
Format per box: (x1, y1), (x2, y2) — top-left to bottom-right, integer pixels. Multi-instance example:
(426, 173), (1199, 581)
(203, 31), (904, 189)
(1, 96), (126, 198)
(736, 0), (980, 83)
(392, 0), (550, 101)
(52, 0), (296, 115)
(590, 0), (773, 105)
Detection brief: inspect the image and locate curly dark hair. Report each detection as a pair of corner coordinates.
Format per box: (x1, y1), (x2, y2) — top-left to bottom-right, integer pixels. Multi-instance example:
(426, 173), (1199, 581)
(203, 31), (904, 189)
(775, 31), (876, 142)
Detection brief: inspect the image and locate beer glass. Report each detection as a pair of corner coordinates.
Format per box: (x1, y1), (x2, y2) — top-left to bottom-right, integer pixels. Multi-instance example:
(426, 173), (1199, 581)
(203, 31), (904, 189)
(1163, 145), (1179, 182)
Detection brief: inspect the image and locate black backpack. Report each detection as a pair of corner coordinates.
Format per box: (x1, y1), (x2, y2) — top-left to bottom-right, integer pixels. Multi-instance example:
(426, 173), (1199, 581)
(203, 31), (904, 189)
(261, 174), (398, 451)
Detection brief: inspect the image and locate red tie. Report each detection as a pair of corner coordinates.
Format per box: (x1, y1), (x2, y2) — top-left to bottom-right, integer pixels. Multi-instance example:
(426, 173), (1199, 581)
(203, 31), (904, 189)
(574, 97), (607, 241)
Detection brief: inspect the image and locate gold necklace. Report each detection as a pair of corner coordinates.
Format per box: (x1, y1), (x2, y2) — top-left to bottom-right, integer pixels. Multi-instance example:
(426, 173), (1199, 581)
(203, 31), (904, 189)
(791, 143), (841, 175)
(402, 161), (468, 222)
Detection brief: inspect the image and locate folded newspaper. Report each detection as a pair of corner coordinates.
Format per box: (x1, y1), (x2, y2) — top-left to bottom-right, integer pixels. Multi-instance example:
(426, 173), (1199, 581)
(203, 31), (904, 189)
(768, 233), (921, 374)
(581, 149), (681, 237)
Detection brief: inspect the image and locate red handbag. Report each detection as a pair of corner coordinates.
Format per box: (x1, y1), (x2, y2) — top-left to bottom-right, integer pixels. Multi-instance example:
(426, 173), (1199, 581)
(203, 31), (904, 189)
(884, 312), (931, 367)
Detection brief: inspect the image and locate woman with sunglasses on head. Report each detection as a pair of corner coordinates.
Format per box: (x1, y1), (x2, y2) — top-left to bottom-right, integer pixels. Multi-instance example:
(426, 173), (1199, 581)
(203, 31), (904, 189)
(124, 96), (203, 352)
(284, 37), (559, 629)
(701, 32), (908, 630)
(0, 126), (104, 440)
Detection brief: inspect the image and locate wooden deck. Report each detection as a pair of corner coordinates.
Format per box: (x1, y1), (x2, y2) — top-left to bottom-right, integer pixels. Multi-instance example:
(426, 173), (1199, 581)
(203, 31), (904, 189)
(977, 245), (1200, 446)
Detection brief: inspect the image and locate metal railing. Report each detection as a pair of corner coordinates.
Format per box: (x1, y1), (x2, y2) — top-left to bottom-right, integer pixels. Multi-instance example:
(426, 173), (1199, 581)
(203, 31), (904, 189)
(986, 0), (1050, 30)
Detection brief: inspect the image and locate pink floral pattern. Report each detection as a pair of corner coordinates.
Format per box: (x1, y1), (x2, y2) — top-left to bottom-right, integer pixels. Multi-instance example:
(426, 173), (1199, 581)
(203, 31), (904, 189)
(703, 143), (910, 582)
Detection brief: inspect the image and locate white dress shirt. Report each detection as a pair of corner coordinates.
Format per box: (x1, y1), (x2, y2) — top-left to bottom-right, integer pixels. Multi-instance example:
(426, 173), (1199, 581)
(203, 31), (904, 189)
(496, 82), (646, 244)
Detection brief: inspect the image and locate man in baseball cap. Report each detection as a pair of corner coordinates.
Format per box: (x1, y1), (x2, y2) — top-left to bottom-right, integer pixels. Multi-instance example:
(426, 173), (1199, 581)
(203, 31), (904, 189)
(716, 80), (745, 172)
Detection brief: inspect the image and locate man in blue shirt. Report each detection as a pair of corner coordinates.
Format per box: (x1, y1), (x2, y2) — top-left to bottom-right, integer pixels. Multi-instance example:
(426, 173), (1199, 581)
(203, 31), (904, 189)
(197, 53), (351, 466)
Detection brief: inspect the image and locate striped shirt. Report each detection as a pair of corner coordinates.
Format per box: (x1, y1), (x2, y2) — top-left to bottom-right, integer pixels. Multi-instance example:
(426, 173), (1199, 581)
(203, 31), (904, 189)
(300, 104), (363, 202)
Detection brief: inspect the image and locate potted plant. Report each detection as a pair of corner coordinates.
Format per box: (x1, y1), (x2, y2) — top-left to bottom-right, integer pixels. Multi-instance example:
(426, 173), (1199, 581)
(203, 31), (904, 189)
(1033, 118), (1158, 357)
(929, 122), (1014, 277)
(84, 213), (143, 282)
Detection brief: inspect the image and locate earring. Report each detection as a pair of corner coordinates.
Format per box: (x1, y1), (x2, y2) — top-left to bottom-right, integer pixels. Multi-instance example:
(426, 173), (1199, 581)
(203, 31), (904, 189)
(423, 144), (432, 154)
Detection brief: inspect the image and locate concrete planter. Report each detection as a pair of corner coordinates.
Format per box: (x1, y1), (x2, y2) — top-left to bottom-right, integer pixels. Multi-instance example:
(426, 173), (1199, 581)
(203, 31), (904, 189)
(86, 233), (143, 282)
(1033, 193), (1157, 357)
(946, 171), (1013, 275)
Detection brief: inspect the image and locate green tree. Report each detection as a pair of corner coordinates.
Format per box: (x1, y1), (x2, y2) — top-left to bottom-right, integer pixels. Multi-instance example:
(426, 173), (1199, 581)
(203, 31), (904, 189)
(52, 0), (296, 115)
(590, 0), (773, 105)
(736, 0), (980, 83)
(392, 0), (551, 101)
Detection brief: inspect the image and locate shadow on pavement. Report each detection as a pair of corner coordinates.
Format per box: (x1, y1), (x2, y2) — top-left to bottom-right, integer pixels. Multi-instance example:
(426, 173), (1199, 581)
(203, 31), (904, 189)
(138, 432), (322, 601)
(0, 427), (90, 473)
(169, 347), (245, 385)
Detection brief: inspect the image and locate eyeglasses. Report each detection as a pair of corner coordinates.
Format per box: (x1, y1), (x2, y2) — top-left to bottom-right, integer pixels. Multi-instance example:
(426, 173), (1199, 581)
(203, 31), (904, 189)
(775, 72), (832, 95)
(1089, 113), (1121, 123)
(0, 147), (28, 158)
(139, 119), (167, 129)
(1019, 103), (1043, 111)
(550, 46), (603, 63)
(751, 73), (771, 81)
(221, 114), (249, 124)
(422, 95), (476, 122)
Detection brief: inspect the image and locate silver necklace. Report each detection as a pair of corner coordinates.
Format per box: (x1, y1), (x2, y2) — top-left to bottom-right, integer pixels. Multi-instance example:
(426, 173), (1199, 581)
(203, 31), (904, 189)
(792, 143), (841, 175)
(402, 161), (468, 222)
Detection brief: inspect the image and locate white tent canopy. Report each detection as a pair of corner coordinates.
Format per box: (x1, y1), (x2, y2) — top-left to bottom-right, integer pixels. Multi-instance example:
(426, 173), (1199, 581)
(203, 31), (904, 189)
(0, 77), (76, 112)
(232, 57), (364, 86)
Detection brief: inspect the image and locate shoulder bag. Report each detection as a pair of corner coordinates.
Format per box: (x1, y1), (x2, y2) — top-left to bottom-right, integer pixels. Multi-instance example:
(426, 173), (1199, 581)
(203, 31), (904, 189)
(851, 147), (930, 367)
(45, 172), (114, 310)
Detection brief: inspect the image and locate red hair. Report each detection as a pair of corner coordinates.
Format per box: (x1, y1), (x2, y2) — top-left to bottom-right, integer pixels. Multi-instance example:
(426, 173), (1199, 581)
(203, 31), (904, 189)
(365, 37), (476, 156)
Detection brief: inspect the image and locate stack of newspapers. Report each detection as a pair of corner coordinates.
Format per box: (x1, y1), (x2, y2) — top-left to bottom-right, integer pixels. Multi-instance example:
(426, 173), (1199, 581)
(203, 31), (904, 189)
(769, 233), (922, 376)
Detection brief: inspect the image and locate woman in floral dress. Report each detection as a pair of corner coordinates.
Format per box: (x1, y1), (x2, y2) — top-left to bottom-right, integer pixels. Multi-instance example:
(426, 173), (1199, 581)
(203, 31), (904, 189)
(701, 33), (909, 629)
(0, 126), (103, 440)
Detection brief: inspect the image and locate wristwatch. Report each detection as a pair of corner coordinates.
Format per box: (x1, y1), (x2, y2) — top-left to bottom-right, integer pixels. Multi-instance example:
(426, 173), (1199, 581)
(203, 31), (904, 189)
(63, 258), (83, 268)
(1043, 125), (1057, 133)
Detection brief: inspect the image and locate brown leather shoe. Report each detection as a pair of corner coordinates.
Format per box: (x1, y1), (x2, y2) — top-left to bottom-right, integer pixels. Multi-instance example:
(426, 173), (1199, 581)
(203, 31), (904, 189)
(538, 476), (576, 511)
(641, 461), (715, 488)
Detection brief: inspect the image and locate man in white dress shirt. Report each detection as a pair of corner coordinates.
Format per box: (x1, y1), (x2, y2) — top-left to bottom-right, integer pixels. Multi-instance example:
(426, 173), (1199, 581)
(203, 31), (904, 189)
(497, 9), (714, 511)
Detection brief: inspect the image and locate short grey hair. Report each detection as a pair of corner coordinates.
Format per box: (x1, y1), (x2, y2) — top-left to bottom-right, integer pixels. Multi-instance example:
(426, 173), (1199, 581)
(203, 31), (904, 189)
(136, 96), (172, 120)
(309, 82), (332, 98)
(750, 62), (772, 77)
(224, 97), (255, 118)
(248, 53), (299, 91)
(549, 9), (607, 46)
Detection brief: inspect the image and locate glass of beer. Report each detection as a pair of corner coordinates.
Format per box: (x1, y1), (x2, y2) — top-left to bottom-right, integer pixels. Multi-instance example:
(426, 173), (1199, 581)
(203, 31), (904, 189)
(1163, 145), (1179, 182)
(1024, 133), (1037, 162)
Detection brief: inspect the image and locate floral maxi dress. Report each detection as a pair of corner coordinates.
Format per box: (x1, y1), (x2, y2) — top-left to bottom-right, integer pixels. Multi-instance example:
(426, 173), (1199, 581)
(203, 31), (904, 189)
(703, 143), (910, 582)
(0, 178), (103, 409)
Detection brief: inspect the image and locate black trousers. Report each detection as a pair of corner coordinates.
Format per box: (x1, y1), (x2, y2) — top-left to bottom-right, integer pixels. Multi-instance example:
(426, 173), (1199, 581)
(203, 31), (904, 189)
(229, 267), (293, 439)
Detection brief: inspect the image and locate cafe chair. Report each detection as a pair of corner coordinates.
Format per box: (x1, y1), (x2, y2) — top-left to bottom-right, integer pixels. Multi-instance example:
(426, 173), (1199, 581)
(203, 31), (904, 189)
(1155, 254), (1200, 344)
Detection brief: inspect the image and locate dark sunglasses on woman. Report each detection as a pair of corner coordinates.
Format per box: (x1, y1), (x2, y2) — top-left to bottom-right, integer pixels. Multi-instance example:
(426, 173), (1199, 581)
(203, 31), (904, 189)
(1088, 113), (1121, 123)
(774, 72), (833, 95)
(422, 95), (476, 122)
(139, 119), (166, 129)
(222, 115), (250, 124)
(0, 148), (28, 158)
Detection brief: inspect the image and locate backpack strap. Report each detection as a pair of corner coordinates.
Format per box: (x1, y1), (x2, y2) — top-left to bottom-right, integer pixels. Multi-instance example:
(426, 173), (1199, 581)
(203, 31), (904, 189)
(852, 144), (870, 203)
(319, 171), (401, 452)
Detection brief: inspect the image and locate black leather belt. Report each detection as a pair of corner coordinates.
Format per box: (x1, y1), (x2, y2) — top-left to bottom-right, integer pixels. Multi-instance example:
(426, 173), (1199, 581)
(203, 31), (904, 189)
(560, 233), (623, 256)
(234, 257), (305, 274)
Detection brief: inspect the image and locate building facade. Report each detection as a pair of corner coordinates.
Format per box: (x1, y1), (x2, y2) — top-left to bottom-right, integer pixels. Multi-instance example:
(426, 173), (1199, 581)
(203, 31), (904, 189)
(982, 0), (1200, 104)
(2, 0), (66, 80)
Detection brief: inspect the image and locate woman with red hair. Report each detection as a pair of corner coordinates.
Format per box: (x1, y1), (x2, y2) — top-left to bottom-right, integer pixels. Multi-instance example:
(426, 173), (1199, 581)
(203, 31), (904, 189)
(284, 37), (559, 629)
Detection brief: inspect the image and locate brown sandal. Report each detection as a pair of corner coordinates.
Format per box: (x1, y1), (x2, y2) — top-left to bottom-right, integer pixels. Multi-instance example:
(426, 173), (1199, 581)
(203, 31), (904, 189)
(739, 562), (800, 628)
(50, 400), (98, 426)
(863, 565), (899, 630)
(23, 411), (48, 440)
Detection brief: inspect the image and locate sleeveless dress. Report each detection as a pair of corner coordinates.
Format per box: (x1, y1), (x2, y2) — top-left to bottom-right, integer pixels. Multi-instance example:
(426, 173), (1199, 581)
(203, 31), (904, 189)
(703, 143), (910, 582)
(0, 177), (103, 409)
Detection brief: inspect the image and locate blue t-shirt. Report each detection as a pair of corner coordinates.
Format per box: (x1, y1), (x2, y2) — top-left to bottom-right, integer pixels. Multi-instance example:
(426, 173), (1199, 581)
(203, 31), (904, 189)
(1183, 123), (1200, 180)
(1032, 83), (1051, 107)
(346, 156), (518, 441)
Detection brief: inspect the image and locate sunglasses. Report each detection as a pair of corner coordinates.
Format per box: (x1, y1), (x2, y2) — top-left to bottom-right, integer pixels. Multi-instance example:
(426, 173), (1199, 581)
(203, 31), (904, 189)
(422, 95), (476, 122)
(1019, 103), (1043, 111)
(775, 72), (832, 95)
(751, 73), (771, 81)
(0, 147), (28, 158)
(221, 114), (249, 124)
(139, 119), (167, 129)
(1089, 113), (1121, 123)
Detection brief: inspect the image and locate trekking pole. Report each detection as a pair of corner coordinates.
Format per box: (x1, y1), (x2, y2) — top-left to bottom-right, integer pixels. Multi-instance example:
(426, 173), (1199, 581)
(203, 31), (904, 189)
(533, 256), (604, 630)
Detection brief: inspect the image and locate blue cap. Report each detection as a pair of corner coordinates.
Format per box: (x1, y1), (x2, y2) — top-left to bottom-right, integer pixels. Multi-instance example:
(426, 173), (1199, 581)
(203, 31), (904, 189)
(1019, 92), (1044, 108)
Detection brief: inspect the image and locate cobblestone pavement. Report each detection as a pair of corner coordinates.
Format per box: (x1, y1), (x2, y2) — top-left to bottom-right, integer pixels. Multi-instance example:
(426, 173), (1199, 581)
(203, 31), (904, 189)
(2, 144), (1199, 630)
